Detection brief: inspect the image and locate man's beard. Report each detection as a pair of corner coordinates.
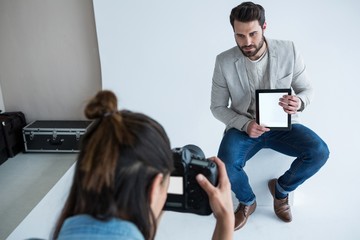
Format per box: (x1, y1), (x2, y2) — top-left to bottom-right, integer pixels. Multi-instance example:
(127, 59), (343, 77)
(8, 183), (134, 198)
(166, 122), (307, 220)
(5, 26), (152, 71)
(238, 36), (265, 58)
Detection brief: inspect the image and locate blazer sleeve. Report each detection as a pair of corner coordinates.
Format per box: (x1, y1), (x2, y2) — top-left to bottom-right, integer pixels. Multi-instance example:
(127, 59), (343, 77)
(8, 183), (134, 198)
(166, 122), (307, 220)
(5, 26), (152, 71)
(210, 55), (251, 131)
(291, 42), (314, 110)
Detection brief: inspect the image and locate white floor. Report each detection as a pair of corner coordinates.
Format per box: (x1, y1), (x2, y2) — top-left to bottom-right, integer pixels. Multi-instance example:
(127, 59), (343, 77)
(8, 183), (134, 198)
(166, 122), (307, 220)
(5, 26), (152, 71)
(2, 152), (360, 240)
(0, 153), (77, 240)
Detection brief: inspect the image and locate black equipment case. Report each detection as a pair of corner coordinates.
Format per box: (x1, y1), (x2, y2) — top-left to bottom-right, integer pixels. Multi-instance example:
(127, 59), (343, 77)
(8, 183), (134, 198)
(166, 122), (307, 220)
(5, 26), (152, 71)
(0, 129), (7, 165)
(23, 120), (93, 153)
(0, 112), (27, 164)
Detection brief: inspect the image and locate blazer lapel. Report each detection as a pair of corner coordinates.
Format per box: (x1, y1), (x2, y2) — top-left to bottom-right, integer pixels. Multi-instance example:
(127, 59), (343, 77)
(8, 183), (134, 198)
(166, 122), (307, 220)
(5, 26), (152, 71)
(235, 55), (250, 91)
(268, 40), (279, 89)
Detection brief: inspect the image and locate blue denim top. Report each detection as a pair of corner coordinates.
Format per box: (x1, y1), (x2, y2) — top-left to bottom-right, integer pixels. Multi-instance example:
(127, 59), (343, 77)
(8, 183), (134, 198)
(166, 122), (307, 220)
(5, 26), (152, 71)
(57, 214), (145, 240)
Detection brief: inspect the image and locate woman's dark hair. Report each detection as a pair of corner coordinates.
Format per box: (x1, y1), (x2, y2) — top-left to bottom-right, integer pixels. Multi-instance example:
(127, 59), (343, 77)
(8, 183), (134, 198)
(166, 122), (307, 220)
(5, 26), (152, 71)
(230, 1), (266, 29)
(53, 90), (174, 240)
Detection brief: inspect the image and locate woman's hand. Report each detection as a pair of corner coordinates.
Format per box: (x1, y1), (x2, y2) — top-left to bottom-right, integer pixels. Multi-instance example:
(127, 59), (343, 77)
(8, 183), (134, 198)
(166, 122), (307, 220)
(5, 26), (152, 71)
(196, 157), (234, 240)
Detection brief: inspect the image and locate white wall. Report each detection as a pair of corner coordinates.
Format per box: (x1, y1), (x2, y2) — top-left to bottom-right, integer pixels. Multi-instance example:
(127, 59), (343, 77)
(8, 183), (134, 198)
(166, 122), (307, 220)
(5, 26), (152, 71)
(93, 0), (236, 154)
(0, 0), (101, 123)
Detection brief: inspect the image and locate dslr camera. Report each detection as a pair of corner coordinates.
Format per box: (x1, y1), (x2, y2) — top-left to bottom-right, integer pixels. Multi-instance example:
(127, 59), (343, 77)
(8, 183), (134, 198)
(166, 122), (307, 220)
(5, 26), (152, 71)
(164, 144), (218, 215)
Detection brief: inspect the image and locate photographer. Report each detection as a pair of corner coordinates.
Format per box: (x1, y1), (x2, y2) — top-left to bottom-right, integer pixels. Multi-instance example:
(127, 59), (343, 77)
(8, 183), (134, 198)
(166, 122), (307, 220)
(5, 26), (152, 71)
(53, 90), (234, 240)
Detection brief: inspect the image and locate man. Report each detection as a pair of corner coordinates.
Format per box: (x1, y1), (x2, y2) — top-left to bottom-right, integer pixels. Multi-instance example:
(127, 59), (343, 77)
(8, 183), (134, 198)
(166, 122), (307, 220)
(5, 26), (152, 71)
(210, 2), (329, 230)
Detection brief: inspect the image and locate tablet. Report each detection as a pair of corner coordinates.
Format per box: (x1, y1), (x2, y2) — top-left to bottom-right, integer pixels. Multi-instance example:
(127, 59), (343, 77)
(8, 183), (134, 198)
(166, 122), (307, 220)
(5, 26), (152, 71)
(255, 89), (291, 130)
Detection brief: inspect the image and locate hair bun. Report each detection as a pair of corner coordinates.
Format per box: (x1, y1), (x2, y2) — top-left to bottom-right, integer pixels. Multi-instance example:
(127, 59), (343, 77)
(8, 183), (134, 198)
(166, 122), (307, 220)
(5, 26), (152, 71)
(85, 90), (118, 119)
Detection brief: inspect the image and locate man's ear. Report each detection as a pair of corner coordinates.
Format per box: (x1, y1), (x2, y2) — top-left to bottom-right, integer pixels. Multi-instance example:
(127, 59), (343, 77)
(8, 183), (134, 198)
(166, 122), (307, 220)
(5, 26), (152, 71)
(263, 21), (267, 30)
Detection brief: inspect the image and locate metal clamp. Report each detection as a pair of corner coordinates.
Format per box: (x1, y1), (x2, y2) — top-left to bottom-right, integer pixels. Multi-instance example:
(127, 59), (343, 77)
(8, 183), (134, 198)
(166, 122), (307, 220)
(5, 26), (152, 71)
(52, 131), (57, 140)
(76, 131), (80, 141)
(30, 131), (35, 140)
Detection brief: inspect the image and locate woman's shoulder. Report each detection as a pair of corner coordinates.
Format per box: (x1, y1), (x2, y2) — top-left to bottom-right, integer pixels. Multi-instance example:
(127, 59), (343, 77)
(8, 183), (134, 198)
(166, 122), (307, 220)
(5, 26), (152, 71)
(57, 214), (144, 240)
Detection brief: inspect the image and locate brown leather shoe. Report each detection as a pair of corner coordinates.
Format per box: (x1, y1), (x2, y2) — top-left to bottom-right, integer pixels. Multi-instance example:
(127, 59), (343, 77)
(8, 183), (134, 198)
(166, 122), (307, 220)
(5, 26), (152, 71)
(234, 201), (256, 230)
(268, 178), (292, 222)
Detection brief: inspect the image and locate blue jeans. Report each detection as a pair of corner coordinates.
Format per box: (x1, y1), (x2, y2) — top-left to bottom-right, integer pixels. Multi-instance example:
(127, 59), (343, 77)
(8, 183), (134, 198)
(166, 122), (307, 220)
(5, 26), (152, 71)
(218, 124), (329, 205)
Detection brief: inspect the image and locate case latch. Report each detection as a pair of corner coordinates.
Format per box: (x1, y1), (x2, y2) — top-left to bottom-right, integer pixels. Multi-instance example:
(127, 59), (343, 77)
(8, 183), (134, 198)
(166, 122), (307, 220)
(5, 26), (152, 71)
(52, 131), (57, 140)
(76, 131), (80, 141)
(30, 131), (35, 140)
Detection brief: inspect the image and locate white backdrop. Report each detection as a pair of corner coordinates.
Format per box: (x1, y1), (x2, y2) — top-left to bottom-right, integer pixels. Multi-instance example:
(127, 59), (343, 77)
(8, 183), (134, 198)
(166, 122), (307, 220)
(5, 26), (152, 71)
(92, 0), (360, 159)
(92, 0), (360, 214)
(93, 0), (238, 155)
(94, 0), (360, 202)
(92, 0), (360, 226)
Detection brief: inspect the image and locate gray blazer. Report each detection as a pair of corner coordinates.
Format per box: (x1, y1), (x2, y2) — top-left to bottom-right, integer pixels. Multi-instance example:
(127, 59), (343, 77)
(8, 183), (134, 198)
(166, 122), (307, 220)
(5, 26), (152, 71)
(210, 38), (314, 131)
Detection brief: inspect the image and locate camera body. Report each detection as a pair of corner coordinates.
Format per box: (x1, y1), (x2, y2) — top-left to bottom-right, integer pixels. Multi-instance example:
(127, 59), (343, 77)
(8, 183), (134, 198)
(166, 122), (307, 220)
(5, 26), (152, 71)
(164, 144), (218, 215)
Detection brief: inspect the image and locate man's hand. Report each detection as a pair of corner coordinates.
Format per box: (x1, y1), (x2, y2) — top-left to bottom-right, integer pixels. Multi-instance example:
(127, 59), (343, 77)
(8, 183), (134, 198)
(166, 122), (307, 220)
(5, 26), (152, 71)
(279, 95), (301, 114)
(246, 120), (270, 138)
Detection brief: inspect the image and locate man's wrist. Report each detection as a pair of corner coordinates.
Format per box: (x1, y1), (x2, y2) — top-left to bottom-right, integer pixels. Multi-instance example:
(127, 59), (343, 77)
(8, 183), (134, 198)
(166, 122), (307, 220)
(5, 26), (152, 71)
(297, 97), (305, 112)
(241, 120), (252, 132)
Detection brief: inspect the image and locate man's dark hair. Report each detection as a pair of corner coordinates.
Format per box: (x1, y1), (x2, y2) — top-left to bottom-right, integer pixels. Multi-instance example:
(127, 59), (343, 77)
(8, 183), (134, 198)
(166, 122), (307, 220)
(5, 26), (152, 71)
(230, 2), (265, 29)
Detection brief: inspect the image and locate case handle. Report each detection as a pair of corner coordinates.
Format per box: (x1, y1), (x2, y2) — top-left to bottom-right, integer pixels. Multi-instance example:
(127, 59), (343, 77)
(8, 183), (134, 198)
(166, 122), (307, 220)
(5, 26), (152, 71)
(47, 138), (64, 145)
